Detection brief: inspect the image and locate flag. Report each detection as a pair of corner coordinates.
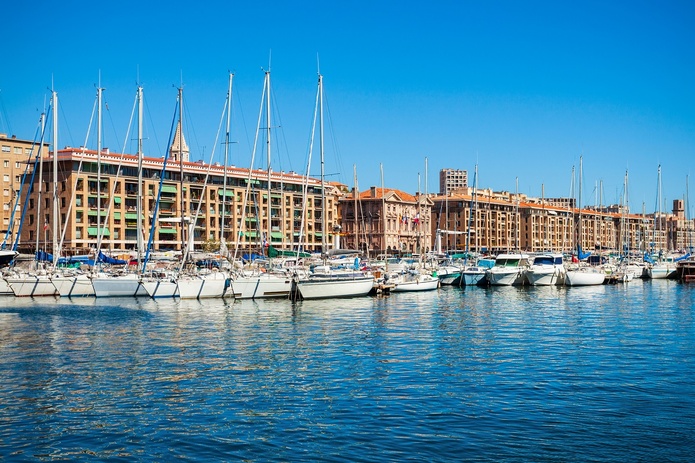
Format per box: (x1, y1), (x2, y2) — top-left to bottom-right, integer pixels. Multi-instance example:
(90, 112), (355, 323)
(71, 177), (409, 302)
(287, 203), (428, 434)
(43, 221), (48, 231)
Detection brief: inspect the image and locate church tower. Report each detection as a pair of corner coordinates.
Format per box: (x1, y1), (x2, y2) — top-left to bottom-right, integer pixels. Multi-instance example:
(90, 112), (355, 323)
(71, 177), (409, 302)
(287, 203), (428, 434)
(169, 122), (189, 162)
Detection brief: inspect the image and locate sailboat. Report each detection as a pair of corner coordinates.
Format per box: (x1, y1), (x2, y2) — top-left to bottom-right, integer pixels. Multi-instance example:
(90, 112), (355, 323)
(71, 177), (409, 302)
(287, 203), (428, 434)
(52, 82), (107, 297)
(227, 68), (293, 300)
(460, 164), (491, 286)
(526, 184), (566, 286)
(175, 74), (234, 299)
(291, 72), (374, 300)
(565, 156), (605, 286)
(141, 86), (189, 299)
(91, 86), (147, 297)
(5, 90), (59, 297)
(646, 165), (677, 279)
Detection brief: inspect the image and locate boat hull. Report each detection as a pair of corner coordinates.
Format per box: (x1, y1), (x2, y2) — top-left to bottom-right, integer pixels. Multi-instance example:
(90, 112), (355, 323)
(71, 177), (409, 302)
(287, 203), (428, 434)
(230, 273), (292, 299)
(92, 274), (147, 297)
(6, 275), (58, 297)
(52, 274), (95, 297)
(392, 276), (439, 292)
(486, 269), (526, 286)
(142, 279), (179, 298)
(294, 275), (374, 300)
(565, 268), (605, 286)
(178, 273), (228, 299)
(526, 267), (565, 286)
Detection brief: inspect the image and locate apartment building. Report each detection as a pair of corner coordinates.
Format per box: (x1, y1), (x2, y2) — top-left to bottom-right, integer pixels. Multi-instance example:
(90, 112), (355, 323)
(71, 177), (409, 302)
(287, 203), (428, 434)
(0, 133), (49, 246)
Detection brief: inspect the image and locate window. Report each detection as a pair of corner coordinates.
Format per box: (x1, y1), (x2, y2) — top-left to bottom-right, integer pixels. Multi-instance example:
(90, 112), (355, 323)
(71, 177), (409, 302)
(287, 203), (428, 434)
(24, 148), (31, 155)
(3, 160), (8, 168)
(15, 162), (20, 168)
(13, 147), (21, 154)
(3, 189), (8, 196)
(1, 145), (10, 153)
(3, 175), (8, 182)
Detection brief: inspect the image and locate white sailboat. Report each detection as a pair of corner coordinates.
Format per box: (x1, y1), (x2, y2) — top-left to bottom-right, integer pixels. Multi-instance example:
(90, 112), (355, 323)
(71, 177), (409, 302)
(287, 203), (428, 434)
(52, 82), (106, 297)
(228, 68), (293, 299)
(92, 86), (147, 297)
(292, 72), (374, 300)
(646, 165), (677, 279)
(565, 156), (605, 286)
(6, 91), (59, 297)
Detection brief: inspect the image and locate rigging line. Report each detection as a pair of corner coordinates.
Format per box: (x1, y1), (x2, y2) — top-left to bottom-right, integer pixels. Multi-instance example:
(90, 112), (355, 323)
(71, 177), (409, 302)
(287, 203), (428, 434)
(143, 95), (163, 158)
(0, 89), (12, 135)
(269, 80), (293, 174)
(181, 91), (227, 269)
(322, 90), (347, 187)
(182, 94), (202, 161)
(104, 98), (122, 154)
(233, 77), (254, 166)
(143, 96), (180, 270)
(93, 90), (138, 259)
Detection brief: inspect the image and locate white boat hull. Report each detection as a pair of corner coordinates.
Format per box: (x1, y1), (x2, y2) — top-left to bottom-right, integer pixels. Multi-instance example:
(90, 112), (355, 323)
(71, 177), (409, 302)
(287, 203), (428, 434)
(294, 275), (374, 299)
(526, 267), (565, 286)
(52, 274), (95, 297)
(142, 279), (179, 298)
(486, 268), (526, 286)
(230, 273), (292, 299)
(392, 276), (439, 292)
(178, 273), (228, 299)
(565, 268), (605, 286)
(92, 274), (147, 297)
(6, 275), (57, 297)
(0, 277), (14, 295)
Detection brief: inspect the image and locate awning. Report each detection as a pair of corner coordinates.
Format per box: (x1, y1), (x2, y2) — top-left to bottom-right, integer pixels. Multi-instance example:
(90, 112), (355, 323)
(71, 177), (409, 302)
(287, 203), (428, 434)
(125, 213), (144, 220)
(218, 190), (234, 197)
(87, 210), (108, 216)
(87, 227), (110, 237)
(114, 212), (121, 219)
(158, 228), (177, 235)
(160, 185), (177, 194)
(113, 197), (122, 204)
(244, 231), (258, 238)
(271, 231), (283, 239)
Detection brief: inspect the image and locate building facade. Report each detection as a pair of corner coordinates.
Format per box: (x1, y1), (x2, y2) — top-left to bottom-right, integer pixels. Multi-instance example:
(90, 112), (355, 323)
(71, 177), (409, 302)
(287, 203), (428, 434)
(1, 133), (49, 247)
(18, 146), (341, 258)
(338, 186), (433, 257)
(439, 168), (468, 195)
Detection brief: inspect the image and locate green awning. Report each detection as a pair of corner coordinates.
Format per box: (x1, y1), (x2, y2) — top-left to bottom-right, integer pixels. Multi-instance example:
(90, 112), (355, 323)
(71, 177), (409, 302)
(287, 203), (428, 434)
(270, 232), (283, 239)
(243, 231), (258, 238)
(244, 179), (261, 185)
(158, 228), (177, 234)
(218, 190), (234, 197)
(87, 227), (110, 236)
(314, 232), (323, 237)
(160, 185), (177, 194)
(113, 197), (122, 204)
(114, 212), (121, 219)
(245, 217), (257, 222)
(87, 210), (108, 216)
(125, 213), (144, 220)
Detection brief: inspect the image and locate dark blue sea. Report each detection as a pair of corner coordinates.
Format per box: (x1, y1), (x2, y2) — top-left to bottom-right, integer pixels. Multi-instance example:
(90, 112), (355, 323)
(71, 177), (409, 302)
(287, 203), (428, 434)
(1, 281), (694, 462)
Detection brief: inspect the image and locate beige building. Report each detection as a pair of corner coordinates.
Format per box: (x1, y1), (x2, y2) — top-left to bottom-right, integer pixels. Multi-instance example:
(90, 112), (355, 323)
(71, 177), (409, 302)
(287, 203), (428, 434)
(338, 186), (433, 256)
(19, 143), (341, 258)
(0, 133), (49, 247)
(431, 187), (693, 255)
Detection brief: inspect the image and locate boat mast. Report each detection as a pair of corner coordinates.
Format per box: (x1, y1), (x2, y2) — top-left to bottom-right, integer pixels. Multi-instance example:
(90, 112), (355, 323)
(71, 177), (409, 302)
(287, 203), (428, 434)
(96, 82), (103, 256)
(177, 86), (186, 255)
(52, 90), (59, 266)
(221, 73), (233, 247)
(265, 69), (271, 253)
(319, 73), (326, 256)
(136, 86), (144, 272)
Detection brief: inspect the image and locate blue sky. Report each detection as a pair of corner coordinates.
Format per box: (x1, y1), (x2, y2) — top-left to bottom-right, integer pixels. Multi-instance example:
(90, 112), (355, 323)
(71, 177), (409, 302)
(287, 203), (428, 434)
(1, 0), (694, 214)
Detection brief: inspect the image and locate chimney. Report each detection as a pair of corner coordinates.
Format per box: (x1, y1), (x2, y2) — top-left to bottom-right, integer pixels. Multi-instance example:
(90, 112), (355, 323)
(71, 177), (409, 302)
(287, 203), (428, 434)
(370, 186), (376, 198)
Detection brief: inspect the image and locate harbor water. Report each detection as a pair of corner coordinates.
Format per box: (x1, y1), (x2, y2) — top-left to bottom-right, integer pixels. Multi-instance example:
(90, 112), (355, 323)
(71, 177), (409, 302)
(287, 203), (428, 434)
(1, 281), (694, 462)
